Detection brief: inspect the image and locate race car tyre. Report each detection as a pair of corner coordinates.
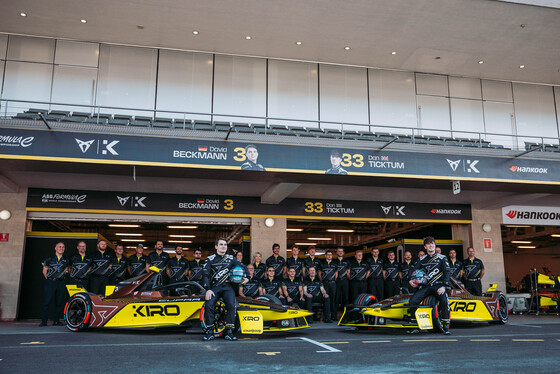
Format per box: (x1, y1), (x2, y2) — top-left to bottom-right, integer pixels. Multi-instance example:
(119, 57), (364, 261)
(420, 295), (443, 333)
(496, 293), (509, 324)
(200, 299), (240, 337)
(354, 294), (377, 307)
(64, 293), (92, 332)
(256, 294), (283, 305)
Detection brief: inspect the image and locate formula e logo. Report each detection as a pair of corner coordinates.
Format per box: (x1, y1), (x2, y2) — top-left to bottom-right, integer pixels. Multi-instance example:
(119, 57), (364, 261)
(449, 301), (476, 312)
(447, 159), (480, 173)
(75, 139), (95, 153)
(242, 316), (261, 321)
(117, 196), (130, 206)
(447, 159), (461, 171)
(381, 206), (405, 216)
(133, 304), (180, 317)
(506, 210), (517, 219)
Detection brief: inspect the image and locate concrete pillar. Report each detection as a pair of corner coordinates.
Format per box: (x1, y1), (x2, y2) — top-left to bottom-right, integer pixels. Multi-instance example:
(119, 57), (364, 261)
(0, 189), (28, 320)
(250, 217), (287, 261)
(470, 206), (506, 292)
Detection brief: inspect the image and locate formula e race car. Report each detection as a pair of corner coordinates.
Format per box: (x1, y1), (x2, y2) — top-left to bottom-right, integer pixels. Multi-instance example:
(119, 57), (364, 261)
(63, 268), (312, 336)
(339, 277), (508, 332)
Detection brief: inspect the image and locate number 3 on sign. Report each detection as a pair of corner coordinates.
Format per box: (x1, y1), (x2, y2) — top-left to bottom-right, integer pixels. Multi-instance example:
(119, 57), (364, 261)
(233, 148), (246, 162)
(304, 202), (323, 213)
(224, 199), (234, 210)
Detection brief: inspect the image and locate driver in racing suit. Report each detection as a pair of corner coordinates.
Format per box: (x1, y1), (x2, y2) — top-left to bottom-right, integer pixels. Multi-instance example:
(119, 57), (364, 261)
(202, 238), (248, 341)
(408, 236), (451, 335)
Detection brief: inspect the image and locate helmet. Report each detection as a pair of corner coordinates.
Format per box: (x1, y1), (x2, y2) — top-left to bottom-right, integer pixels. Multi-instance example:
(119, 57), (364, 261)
(411, 269), (427, 285)
(229, 266), (245, 283)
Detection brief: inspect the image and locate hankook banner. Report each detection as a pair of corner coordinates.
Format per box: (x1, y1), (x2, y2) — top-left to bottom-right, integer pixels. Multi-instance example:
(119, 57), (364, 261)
(502, 205), (560, 226)
(2, 127), (560, 183)
(27, 189), (472, 222)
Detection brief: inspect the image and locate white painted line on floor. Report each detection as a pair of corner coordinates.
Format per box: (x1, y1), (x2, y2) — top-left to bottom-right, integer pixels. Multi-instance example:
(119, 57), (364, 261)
(362, 340), (391, 343)
(470, 339), (500, 342)
(512, 339), (544, 342)
(402, 339), (458, 342)
(288, 337), (341, 353)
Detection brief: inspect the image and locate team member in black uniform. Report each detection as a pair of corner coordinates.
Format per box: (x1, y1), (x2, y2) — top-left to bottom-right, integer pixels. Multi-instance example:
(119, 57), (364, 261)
(240, 144), (266, 171)
(463, 247), (485, 296)
(303, 246), (320, 278)
(325, 150), (348, 175)
(286, 245), (305, 281)
(166, 245), (189, 283)
(408, 237), (452, 335)
(265, 243), (286, 280)
(259, 267), (286, 303)
(188, 249), (205, 283)
(320, 250), (338, 321)
(109, 244), (127, 285)
(239, 264), (261, 298)
(202, 238), (248, 341)
(40, 242), (70, 326)
(88, 239), (113, 295)
(367, 248), (384, 301)
(448, 249), (463, 280)
(383, 250), (401, 297)
(69, 241), (91, 289)
(128, 244), (148, 277)
(348, 250), (370, 304)
(147, 240), (170, 273)
(252, 252), (266, 281)
(304, 267), (331, 323)
(399, 250), (414, 293)
(334, 247), (350, 311)
(282, 267), (305, 307)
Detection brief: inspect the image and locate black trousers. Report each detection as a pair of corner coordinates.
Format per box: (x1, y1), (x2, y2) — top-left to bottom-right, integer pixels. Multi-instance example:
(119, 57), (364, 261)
(336, 278), (349, 310)
(41, 279), (67, 323)
(70, 278), (88, 289)
(350, 280), (368, 304)
(385, 279), (401, 297)
(89, 275), (109, 295)
(323, 281), (338, 320)
(409, 285), (450, 321)
(286, 296), (305, 309)
(204, 283), (237, 329)
(368, 277), (384, 301)
(464, 279), (483, 296)
(401, 280), (413, 294)
(305, 294), (331, 321)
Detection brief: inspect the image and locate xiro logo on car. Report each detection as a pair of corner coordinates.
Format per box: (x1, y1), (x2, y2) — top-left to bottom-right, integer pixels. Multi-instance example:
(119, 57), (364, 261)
(449, 301), (476, 312)
(133, 305), (180, 317)
(417, 313), (429, 318)
(242, 316), (261, 321)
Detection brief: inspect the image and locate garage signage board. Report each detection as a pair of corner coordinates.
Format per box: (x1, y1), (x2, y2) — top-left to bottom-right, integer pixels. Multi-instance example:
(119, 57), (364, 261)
(502, 205), (560, 226)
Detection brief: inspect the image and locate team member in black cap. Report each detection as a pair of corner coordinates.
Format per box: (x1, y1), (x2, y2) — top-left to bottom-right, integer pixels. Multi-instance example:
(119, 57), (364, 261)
(69, 241), (91, 289)
(88, 239), (112, 295)
(463, 247), (485, 296)
(348, 250), (369, 304)
(128, 244), (148, 277)
(40, 242), (70, 326)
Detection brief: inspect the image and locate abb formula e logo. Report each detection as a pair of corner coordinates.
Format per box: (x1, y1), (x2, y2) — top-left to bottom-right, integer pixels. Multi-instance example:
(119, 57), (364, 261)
(75, 138), (120, 155)
(0, 135), (34, 148)
(509, 165), (548, 174)
(446, 159), (480, 173)
(381, 205), (406, 216)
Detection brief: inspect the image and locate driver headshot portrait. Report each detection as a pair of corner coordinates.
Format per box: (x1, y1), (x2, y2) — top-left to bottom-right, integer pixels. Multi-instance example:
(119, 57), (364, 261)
(241, 144), (266, 171)
(325, 150), (348, 175)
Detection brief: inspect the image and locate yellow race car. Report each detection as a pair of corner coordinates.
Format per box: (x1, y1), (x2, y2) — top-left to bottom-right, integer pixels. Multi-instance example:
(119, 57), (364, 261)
(339, 277), (508, 332)
(64, 268), (312, 337)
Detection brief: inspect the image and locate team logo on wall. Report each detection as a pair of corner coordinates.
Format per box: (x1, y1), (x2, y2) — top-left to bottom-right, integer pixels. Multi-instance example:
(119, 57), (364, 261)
(0, 135), (34, 148)
(381, 205), (406, 216)
(41, 193), (86, 204)
(75, 138), (119, 155)
(117, 196), (130, 206)
(446, 159), (479, 173)
(503, 205), (560, 225)
(509, 165), (548, 174)
(116, 195), (146, 207)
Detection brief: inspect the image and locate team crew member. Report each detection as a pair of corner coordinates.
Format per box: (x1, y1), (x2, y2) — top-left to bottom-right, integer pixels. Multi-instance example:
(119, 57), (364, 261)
(235, 250), (244, 263)
(463, 247), (485, 296)
(408, 237), (452, 335)
(348, 250), (370, 304)
(109, 244), (127, 285)
(282, 267), (305, 308)
(240, 144), (266, 171)
(320, 250), (338, 321)
(448, 249), (463, 280)
(166, 245), (189, 283)
(417, 251), (426, 261)
(435, 247), (442, 254)
(334, 247), (350, 311)
(69, 241), (91, 289)
(368, 248), (384, 301)
(88, 239), (112, 295)
(202, 238), (248, 341)
(286, 245), (304, 281)
(128, 244), (148, 277)
(303, 246), (320, 278)
(147, 240), (170, 272)
(383, 250), (400, 297)
(188, 249), (205, 283)
(239, 264), (261, 298)
(399, 251), (414, 293)
(252, 252), (266, 281)
(304, 267), (331, 323)
(265, 243), (286, 280)
(259, 267), (286, 303)
(40, 242), (70, 326)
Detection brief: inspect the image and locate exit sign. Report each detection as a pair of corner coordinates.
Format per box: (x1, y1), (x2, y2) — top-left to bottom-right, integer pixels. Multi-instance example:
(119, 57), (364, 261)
(0, 233), (9, 242)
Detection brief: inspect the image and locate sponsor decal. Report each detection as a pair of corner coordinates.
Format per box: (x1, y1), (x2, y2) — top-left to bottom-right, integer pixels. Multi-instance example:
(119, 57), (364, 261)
(116, 195), (146, 208)
(134, 196), (147, 208)
(41, 193), (86, 204)
(75, 138), (120, 155)
(367, 155), (405, 169)
(173, 146), (227, 160)
(430, 208), (462, 215)
(447, 159), (479, 173)
(505, 209), (560, 221)
(117, 196), (130, 206)
(242, 315), (261, 322)
(449, 301), (477, 312)
(133, 304), (180, 317)
(76, 139), (94, 153)
(0, 135), (34, 148)
(509, 165), (548, 174)
(178, 198), (220, 210)
(381, 205), (406, 216)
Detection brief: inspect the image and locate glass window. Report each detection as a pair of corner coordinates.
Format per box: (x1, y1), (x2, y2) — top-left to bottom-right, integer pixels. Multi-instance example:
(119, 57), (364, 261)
(97, 45), (157, 115)
(417, 95), (451, 137)
(268, 59), (318, 127)
(369, 69), (417, 133)
(0, 34), (7, 60)
(482, 80), (513, 102)
(416, 73), (448, 96)
(55, 40), (99, 67)
(51, 65), (97, 112)
(2, 61), (52, 114)
(483, 101), (515, 148)
(156, 50), (213, 121)
(449, 77), (481, 100)
(213, 55), (266, 124)
(513, 83), (557, 143)
(450, 98), (484, 138)
(319, 64), (368, 130)
(7, 35), (55, 63)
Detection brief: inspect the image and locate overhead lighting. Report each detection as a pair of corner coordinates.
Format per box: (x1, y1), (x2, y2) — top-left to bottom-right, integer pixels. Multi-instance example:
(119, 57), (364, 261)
(519, 65), (525, 69)
(245, 36), (252, 40)
(167, 225), (198, 229)
(80, 19), (87, 23)
(551, 234), (560, 238)
(511, 240), (532, 244)
(344, 46), (350, 50)
(478, 60), (484, 64)
(169, 240), (193, 244)
(109, 224), (140, 228)
(517, 245), (536, 249)
(391, 51), (397, 55)
(115, 233), (144, 236)
(295, 242), (317, 246)
(168, 234), (196, 238)
(193, 31), (199, 35)
(125, 246), (137, 249)
(296, 41), (302, 45)
(121, 239), (145, 242)
(287, 228), (303, 232)
(20, 12), (27, 17)
(327, 229), (354, 233)
(307, 237), (332, 241)
(505, 225), (531, 228)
